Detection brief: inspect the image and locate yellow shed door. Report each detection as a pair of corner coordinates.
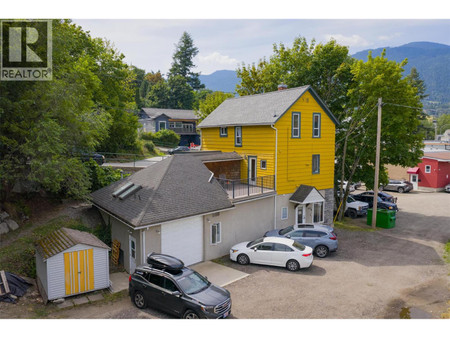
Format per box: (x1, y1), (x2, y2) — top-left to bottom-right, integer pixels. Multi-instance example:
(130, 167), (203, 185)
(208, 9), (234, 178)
(64, 249), (94, 296)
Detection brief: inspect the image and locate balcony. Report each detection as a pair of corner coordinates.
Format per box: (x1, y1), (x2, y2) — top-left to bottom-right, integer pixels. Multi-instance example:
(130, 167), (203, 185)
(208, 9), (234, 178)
(168, 126), (198, 135)
(215, 175), (275, 200)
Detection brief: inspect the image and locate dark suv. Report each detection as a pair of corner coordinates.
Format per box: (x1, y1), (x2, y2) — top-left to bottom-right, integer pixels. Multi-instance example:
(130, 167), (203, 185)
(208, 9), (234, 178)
(129, 253), (231, 319)
(351, 191), (398, 211)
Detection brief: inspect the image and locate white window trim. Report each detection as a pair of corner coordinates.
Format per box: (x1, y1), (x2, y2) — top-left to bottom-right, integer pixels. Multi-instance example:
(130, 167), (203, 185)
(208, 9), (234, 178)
(235, 126), (242, 146)
(312, 154), (320, 174)
(313, 113), (321, 138)
(292, 112), (300, 138)
(210, 222), (221, 245)
(425, 165), (431, 173)
(281, 207), (288, 220)
(220, 127), (228, 137)
(261, 160), (267, 170)
(312, 202), (324, 223)
(158, 121), (166, 130)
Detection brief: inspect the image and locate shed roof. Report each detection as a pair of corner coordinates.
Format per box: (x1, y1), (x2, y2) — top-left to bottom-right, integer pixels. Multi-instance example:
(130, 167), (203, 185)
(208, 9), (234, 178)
(422, 152), (450, 161)
(91, 154), (234, 228)
(198, 85), (339, 128)
(36, 227), (110, 260)
(140, 108), (198, 120)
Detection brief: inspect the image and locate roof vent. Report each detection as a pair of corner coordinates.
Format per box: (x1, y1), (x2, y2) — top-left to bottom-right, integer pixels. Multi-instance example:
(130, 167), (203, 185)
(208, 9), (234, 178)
(112, 182), (134, 198)
(278, 83), (288, 91)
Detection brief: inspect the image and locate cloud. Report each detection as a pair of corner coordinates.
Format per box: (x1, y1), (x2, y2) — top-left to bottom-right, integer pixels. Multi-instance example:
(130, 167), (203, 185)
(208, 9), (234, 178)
(196, 52), (240, 74)
(324, 33), (370, 47)
(378, 32), (403, 41)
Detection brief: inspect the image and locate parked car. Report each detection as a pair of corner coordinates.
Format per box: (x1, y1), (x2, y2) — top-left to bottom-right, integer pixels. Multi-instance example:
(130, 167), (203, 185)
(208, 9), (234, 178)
(337, 180), (355, 192)
(264, 225), (338, 258)
(80, 152), (105, 165)
(129, 253), (231, 319)
(344, 195), (369, 218)
(168, 146), (190, 155)
(381, 179), (413, 193)
(230, 236), (313, 271)
(351, 191), (398, 211)
(446, 183), (450, 193)
(267, 223), (334, 233)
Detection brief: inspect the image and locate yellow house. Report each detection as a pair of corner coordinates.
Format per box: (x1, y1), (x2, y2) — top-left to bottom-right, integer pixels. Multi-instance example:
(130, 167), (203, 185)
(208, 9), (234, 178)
(198, 85), (339, 226)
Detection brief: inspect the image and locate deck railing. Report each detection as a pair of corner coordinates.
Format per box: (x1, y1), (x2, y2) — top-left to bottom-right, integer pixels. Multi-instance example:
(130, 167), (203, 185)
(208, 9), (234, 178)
(215, 175), (275, 199)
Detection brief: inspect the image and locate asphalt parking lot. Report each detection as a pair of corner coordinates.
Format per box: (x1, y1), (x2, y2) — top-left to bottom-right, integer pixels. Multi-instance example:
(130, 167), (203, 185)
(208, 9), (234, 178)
(220, 190), (450, 319)
(42, 190), (450, 319)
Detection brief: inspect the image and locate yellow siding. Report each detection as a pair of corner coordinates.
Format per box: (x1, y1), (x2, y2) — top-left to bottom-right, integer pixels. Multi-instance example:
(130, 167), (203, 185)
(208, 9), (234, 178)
(201, 126), (276, 179)
(275, 91), (335, 194)
(201, 90), (336, 195)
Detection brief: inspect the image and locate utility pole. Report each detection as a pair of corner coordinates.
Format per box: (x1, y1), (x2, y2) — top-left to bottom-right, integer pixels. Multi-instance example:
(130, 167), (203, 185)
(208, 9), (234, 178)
(372, 97), (382, 229)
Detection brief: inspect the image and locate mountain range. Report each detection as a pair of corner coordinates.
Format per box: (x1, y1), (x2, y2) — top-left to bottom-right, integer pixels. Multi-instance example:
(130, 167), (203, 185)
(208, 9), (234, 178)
(199, 41), (450, 112)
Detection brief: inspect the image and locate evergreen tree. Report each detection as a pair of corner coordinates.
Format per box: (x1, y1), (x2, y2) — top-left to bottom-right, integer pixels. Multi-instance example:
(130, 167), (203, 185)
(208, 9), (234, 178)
(407, 67), (428, 101)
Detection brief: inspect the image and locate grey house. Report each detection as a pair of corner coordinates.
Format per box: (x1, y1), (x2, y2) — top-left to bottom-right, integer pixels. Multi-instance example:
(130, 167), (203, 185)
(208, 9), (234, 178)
(91, 152), (277, 273)
(138, 108), (200, 146)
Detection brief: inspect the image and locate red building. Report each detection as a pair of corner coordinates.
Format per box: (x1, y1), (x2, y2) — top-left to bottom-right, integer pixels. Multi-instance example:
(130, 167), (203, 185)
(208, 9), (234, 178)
(407, 152), (450, 191)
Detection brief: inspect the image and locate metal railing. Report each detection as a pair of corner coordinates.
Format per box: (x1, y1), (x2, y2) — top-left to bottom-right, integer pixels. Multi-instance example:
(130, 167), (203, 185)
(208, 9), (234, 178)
(168, 126), (198, 135)
(215, 175), (275, 200)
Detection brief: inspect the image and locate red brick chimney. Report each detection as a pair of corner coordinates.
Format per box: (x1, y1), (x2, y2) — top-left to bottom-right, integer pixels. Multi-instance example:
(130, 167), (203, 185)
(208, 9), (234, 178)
(278, 83), (288, 91)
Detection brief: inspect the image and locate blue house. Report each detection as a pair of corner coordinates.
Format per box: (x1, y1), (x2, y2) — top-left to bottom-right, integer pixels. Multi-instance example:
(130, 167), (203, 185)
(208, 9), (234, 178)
(138, 108), (200, 146)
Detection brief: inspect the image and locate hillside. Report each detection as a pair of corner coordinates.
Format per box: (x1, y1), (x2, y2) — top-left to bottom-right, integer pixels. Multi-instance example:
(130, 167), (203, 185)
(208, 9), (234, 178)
(199, 70), (238, 93)
(353, 42), (450, 109)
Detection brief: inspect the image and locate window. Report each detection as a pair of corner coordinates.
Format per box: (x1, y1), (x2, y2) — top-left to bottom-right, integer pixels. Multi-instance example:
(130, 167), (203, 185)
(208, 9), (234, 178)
(158, 121), (166, 130)
(273, 243), (293, 252)
(256, 243), (273, 251)
(175, 122), (183, 128)
(169, 122), (175, 128)
(235, 126), (242, 147)
(313, 113), (321, 138)
(220, 127), (228, 137)
(312, 154), (320, 174)
(281, 207), (288, 220)
(261, 160), (267, 170)
(425, 165), (431, 173)
(292, 112), (301, 138)
(313, 202), (324, 223)
(211, 222), (221, 244)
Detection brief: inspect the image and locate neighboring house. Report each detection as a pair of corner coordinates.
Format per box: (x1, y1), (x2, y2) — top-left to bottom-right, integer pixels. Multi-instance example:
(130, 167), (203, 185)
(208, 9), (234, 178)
(198, 85), (339, 228)
(91, 152), (277, 272)
(35, 227), (110, 303)
(138, 108), (200, 146)
(423, 140), (450, 152)
(407, 152), (450, 191)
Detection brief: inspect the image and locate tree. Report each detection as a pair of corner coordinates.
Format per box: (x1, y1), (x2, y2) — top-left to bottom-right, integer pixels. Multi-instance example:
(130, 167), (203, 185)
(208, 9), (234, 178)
(168, 32), (204, 90)
(236, 37), (353, 118)
(0, 20), (137, 200)
(197, 91), (234, 121)
(167, 75), (195, 109)
(335, 51), (425, 220)
(407, 67), (428, 101)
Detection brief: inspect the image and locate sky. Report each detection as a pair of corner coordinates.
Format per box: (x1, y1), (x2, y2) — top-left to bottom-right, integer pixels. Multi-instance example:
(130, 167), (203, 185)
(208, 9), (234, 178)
(73, 19), (450, 75)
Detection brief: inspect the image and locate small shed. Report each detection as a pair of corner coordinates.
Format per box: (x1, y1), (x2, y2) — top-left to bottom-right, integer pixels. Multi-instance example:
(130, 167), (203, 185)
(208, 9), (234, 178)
(35, 227), (110, 302)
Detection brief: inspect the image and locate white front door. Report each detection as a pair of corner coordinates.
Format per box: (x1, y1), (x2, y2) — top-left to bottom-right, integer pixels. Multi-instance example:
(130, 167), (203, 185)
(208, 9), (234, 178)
(410, 174), (418, 190)
(129, 235), (137, 273)
(296, 205), (306, 224)
(248, 156), (257, 185)
(161, 216), (203, 266)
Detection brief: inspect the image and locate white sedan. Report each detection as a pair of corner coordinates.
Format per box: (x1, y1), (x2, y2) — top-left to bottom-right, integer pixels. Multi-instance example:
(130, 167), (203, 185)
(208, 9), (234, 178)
(229, 236), (313, 271)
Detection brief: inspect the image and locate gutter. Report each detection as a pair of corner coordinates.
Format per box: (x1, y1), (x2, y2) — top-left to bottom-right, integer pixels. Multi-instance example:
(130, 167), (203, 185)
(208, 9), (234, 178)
(270, 124), (278, 229)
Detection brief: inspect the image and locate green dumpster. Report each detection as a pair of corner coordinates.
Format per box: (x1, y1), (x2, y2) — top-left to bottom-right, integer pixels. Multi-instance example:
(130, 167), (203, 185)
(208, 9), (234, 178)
(367, 209), (396, 228)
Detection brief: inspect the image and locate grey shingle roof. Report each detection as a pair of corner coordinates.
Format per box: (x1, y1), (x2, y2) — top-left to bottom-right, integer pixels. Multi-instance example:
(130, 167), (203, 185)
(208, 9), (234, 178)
(91, 155), (234, 228)
(36, 227), (110, 260)
(198, 85), (339, 128)
(184, 151), (243, 162)
(141, 108), (198, 120)
(290, 185), (316, 203)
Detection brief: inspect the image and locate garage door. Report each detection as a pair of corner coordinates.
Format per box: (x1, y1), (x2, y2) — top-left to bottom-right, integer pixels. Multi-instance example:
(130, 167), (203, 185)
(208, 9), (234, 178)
(161, 216), (203, 266)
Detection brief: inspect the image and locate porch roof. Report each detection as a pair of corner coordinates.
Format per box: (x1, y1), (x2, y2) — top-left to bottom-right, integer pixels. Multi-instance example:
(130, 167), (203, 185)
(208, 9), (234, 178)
(407, 167), (419, 174)
(289, 185), (324, 204)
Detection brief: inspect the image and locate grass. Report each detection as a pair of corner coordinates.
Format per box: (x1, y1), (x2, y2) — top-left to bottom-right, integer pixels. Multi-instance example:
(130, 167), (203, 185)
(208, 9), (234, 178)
(444, 241), (450, 264)
(0, 216), (91, 278)
(334, 220), (376, 232)
(102, 289), (127, 303)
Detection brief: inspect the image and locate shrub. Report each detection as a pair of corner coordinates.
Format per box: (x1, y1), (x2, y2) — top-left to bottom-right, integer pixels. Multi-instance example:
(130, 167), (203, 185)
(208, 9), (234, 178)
(83, 159), (125, 192)
(140, 131), (156, 141)
(144, 140), (156, 153)
(155, 129), (180, 147)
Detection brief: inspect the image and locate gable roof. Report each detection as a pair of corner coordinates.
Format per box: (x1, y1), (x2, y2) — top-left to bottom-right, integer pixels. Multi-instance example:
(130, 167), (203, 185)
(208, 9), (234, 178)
(422, 151), (450, 162)
(36, 227), (110, 260)
(91, 155), (234, 228)
(140, 108), (198, 121)
(198, 85), (339, 128)
(290, 185), (325, 204)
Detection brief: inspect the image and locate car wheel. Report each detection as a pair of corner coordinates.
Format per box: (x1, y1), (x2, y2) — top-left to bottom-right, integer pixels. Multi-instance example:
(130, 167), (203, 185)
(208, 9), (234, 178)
(133, 291), (147, 309)
(348, 209), (358, 219)
(183, 309), (200, 319)
(286, 259), (300, 271)
(315, 245), (329, 258)
(237, 254), (250, 265)
(398, 187), (404, 193)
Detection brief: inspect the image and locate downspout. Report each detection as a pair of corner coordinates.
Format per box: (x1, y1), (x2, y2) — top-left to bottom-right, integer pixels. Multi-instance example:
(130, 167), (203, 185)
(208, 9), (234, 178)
(141, 229), (146, 265)
(270, 124), (278, 229)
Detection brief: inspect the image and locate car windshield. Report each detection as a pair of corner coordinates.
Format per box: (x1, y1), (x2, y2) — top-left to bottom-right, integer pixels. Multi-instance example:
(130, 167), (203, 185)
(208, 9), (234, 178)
(347, 196), (356, 203)
(176, 271), (210, 295)
(292, 241), (306, 251)
(279, 225), (294, 235)
(247, 237), (264, 248)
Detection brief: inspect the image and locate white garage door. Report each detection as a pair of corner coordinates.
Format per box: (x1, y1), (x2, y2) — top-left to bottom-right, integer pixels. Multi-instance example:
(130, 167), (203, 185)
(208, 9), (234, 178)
(161, 216), (203, 266)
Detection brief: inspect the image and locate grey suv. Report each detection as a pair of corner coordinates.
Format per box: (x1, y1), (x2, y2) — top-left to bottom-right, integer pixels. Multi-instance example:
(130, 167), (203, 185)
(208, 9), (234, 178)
(381, 179), (413, 193)
(129, 253), (231, 319)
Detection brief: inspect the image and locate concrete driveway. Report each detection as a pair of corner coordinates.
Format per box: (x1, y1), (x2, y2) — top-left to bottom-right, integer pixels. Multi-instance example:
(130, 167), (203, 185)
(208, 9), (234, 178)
(219, 190), (450, 319)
